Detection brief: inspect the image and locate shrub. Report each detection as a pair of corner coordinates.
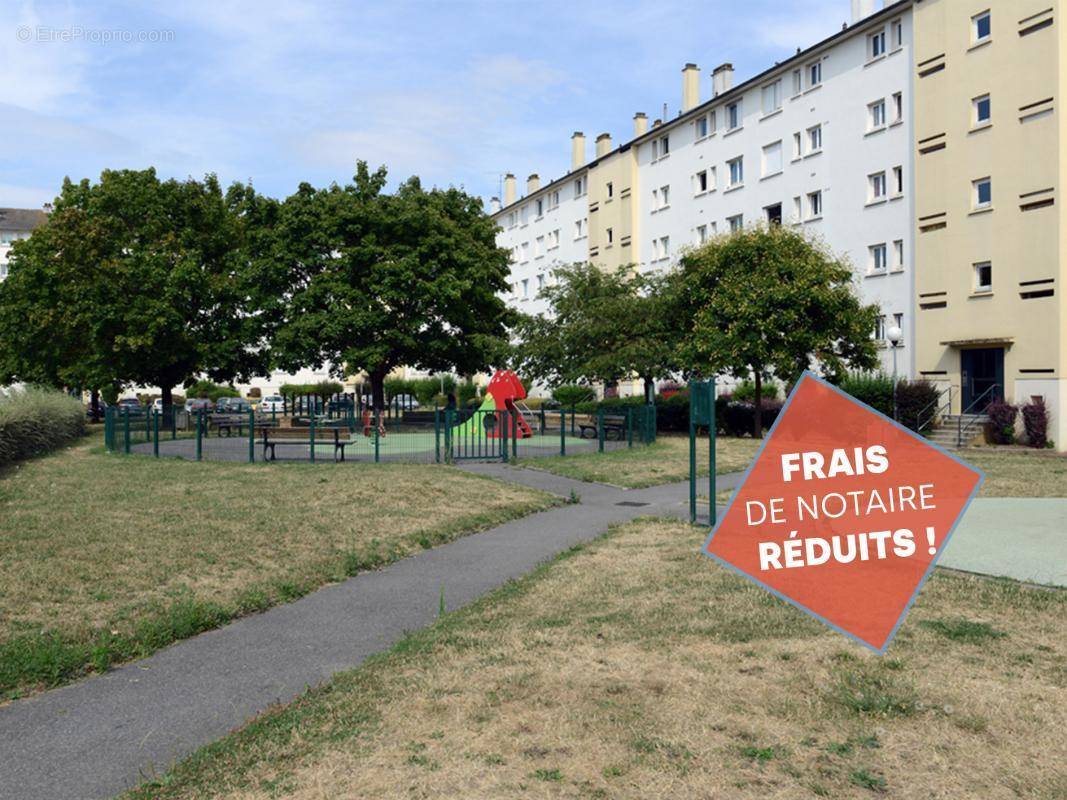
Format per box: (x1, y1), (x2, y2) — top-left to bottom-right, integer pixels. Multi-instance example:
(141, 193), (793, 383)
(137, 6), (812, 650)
(278, 381), (344, 400)
(552, 384), (595, 407)
(838, 372), (894, 417)
(0, 387), (85, 466)
(731, 379), (780, 403)
(1021, 398), (1049, 448)
(895, 379), (940, 432)
(985, 400), (1018, 445)
(457, 379), (479, 406)
(186, 379), (240, 402)
(719, 399), (783, 438)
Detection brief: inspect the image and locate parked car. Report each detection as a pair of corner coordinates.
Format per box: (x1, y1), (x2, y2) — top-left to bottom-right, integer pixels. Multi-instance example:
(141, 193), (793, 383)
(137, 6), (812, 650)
(85, 399), (109, 420)
(116, 397), (144, 415)
(389, 393), (420, 411)
(214, 397), (251, 414)
(258, 395), (285, 413)
(185, 398), (214, 413)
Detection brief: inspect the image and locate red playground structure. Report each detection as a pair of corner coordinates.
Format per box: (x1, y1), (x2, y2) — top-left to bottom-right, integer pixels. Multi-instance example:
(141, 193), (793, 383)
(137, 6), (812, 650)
(454, 369), (535, 440)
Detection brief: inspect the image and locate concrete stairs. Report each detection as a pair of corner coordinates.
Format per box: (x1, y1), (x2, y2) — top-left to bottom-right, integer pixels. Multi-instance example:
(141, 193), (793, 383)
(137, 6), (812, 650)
(924, 414), (988, 449)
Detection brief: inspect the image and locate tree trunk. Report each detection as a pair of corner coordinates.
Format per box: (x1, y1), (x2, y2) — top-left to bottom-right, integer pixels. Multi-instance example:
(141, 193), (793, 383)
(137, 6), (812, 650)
(90, 390), (101, 422)
(643, 376), (655, 404)
(753, 372), (763, 439)
(161, 385), (173, 408)
(370, 370), (387, 412)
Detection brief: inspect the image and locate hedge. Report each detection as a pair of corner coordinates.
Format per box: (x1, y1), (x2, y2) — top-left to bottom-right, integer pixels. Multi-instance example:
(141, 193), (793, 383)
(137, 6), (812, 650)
(0, 388), (86, 466)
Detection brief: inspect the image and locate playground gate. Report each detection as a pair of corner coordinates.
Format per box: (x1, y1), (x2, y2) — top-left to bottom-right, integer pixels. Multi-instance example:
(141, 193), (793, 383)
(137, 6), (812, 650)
(689, 380), (716, 525)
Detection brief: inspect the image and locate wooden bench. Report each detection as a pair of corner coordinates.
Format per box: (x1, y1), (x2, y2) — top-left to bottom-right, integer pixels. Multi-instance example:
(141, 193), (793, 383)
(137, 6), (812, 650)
(577, 415), (627, 441)
(207, 414), (268, 437)
(261, 427), (356, 462)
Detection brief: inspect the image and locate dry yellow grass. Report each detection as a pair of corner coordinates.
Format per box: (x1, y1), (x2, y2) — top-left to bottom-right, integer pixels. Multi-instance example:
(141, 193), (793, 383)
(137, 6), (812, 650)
(0, 437), (554, 693)
(963, 449), (1067, 497)
(524, 435), (762, 488)
(130, 519), (1067, 800)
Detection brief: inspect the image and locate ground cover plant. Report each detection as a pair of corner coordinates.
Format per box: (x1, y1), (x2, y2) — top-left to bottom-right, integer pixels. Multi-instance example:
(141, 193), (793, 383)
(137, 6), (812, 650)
(124, 518), (1067, 799)
(519, 435), (761, 488)
(0, 436), (556, 697)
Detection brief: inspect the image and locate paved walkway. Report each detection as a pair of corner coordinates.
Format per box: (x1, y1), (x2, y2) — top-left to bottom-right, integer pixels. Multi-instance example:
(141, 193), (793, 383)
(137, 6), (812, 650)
(0, 466), (741, 800)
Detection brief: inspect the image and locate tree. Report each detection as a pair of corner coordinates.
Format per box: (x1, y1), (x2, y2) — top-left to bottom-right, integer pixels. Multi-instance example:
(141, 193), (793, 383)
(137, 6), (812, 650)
(269, 162), (513, 411)
(0, 169), (274, 408)
(678, 225), (878, 436)
(512, 263), (683, 401)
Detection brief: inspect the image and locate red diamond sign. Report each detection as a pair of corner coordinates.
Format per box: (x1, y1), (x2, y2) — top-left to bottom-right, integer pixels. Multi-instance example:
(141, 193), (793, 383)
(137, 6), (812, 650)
(704, 372), (983, 652)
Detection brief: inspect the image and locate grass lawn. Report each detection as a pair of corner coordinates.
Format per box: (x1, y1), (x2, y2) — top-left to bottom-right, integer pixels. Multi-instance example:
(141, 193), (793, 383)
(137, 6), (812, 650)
(125, 517), (1067, 800)
(962, 449), (1067, 497)
(0, 435), (556, 698)
(520, 435), (762, 488)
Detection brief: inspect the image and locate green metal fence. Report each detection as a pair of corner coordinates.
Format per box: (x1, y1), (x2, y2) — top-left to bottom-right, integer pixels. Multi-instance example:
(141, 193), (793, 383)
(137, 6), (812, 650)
(104, 403), (657, 465)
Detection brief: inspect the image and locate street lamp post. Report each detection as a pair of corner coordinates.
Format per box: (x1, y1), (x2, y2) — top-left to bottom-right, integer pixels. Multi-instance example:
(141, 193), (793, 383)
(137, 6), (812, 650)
(887, 325), (902, 421)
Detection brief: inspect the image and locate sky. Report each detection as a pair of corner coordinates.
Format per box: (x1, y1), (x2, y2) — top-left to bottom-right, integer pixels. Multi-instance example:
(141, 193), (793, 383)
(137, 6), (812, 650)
(1, 0), (854, 210)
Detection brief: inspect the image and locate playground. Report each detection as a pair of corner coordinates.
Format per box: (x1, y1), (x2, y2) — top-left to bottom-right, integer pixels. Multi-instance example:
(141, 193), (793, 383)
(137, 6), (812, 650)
(109, 371), (657, 464)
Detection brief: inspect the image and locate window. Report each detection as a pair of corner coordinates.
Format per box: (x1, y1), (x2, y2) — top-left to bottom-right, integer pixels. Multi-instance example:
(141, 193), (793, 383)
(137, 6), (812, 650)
(892, 92), (903, 123)
(520, 205), (529, 224)
(765, 203), (782, 224)
(792, 69), (802, 96)
(893, 240), (904, 270)
(893, 312), (904, 333)
(606, 181), (614, 199)
(792, 132), (802, 159)
(520, 242), (530, 261)
(573, 177), (585, 198)
(727, 156), (744, 187)
(535, 235), (544, 257)
(694, 170), (708, 194)
(762, 141), (783, 177)
(726, 101), (741, 130)
(808, 60), (822, 88)
(869, 30), (886, 59)
(892, 166), (903, 196)
(974, 177), (992, 209)
(869, 243), (888, 272)
(807, 190), (823, 218)
(695, 115), (708, 139)
(874, 314), (886, 340)
(521, 278), (529, 299)
(869, 171), (887, 202)
(606, 227), (614, 245)
(973, 11), (991, 43)
(807, 124), (822, 152)
(974, 261), (992, 292)
(973, 94), (991, 126)
(652, 135), (670, 160)
(709, 109), (717, 133)
(652, 236), (671, 260)
(535, 199), (543, 217)
(762, 80), (782, 115)
(548, 229), (559, 249)
(792, 195), (802, 222)
(696, 224), (708, 243)
(868, 99), (887, 130)
(653, 184), (671, 210)
(707, 166), (717, 191)
(892, 18), (903, 49)
(548, 191), (560, 210)
(537, 274), (545, 291)
(727, 214), (743, 232)
(574, 219), (587, 239)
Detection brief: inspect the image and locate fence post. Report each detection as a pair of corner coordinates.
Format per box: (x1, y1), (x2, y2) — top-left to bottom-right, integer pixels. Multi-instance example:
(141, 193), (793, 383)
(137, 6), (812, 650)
(559, 410), (566, 457)
(434, 407), (441, 463)
(152, 410), (160, 457)
(709, 381), (717, 527)
(145, 407), (150, 443)
(444, 408), (453, 463)
(597, 407), (605, 453)
(104, 407), (112, 452)
(689, 408), (697, 524)
(123, 410), (131, 455)
(309, 411), (316, 463)
(195, 411), (202, 461)
(570, 408), (576, 436)
(512, 408), (518, 459)
(539, 408), (545, 436)
(373, 408), (381, 463)
(501, 408), (509, 463)
(248, 407), (255, 464)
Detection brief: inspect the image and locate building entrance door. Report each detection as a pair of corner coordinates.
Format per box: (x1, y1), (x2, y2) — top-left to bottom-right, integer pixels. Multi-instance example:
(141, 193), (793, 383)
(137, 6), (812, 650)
(960, 347), (1004, 411)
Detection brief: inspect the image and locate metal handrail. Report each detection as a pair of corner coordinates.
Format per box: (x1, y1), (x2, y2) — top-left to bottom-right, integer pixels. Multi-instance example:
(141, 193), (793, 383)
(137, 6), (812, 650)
(957, 383), (1000, 446)
(917, 384), (955, 433)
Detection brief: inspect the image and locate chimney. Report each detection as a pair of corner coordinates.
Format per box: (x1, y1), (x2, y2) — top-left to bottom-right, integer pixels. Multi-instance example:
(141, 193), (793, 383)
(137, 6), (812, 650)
(490, 196), (501, 213)
(712, 63), (734, 97)
(595, 133), (612, 158)
(503, 173), (516, 206)
(851, 0), (877, 23)
(633, 112), (648, 137)
(652, 119), (663, 128)
(526, 173), (540, 194)
(571, 131), (586, 170)
(682, 63), (700, 112)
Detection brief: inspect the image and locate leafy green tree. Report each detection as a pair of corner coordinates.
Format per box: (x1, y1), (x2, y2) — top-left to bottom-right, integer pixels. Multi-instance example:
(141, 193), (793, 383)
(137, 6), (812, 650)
(678, 225), (879, 436)
(513, 263), (683, 402)
(0, 169), (274, 408)
(270, 162), (513, 410)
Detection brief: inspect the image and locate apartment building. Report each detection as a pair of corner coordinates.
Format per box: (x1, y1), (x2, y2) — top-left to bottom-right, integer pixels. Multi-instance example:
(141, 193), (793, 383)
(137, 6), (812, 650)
(0, 208), (48, 281)
(493, 0), (916, 378)
(913, 0), (1067, 448)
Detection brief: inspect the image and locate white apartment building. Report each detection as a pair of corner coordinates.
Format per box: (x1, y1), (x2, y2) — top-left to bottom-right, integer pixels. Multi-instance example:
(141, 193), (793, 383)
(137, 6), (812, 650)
(493, 0), (916, 378)
(0, 208), (48, 281)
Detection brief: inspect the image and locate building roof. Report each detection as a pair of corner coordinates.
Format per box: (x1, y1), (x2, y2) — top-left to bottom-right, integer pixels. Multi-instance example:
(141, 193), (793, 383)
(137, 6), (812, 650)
(492, 0), (912, 218)
(0, 208), (48, 232)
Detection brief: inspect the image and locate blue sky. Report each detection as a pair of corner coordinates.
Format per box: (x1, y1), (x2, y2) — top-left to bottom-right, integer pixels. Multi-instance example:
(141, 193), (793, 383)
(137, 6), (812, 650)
(1, 0), (848, 209)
